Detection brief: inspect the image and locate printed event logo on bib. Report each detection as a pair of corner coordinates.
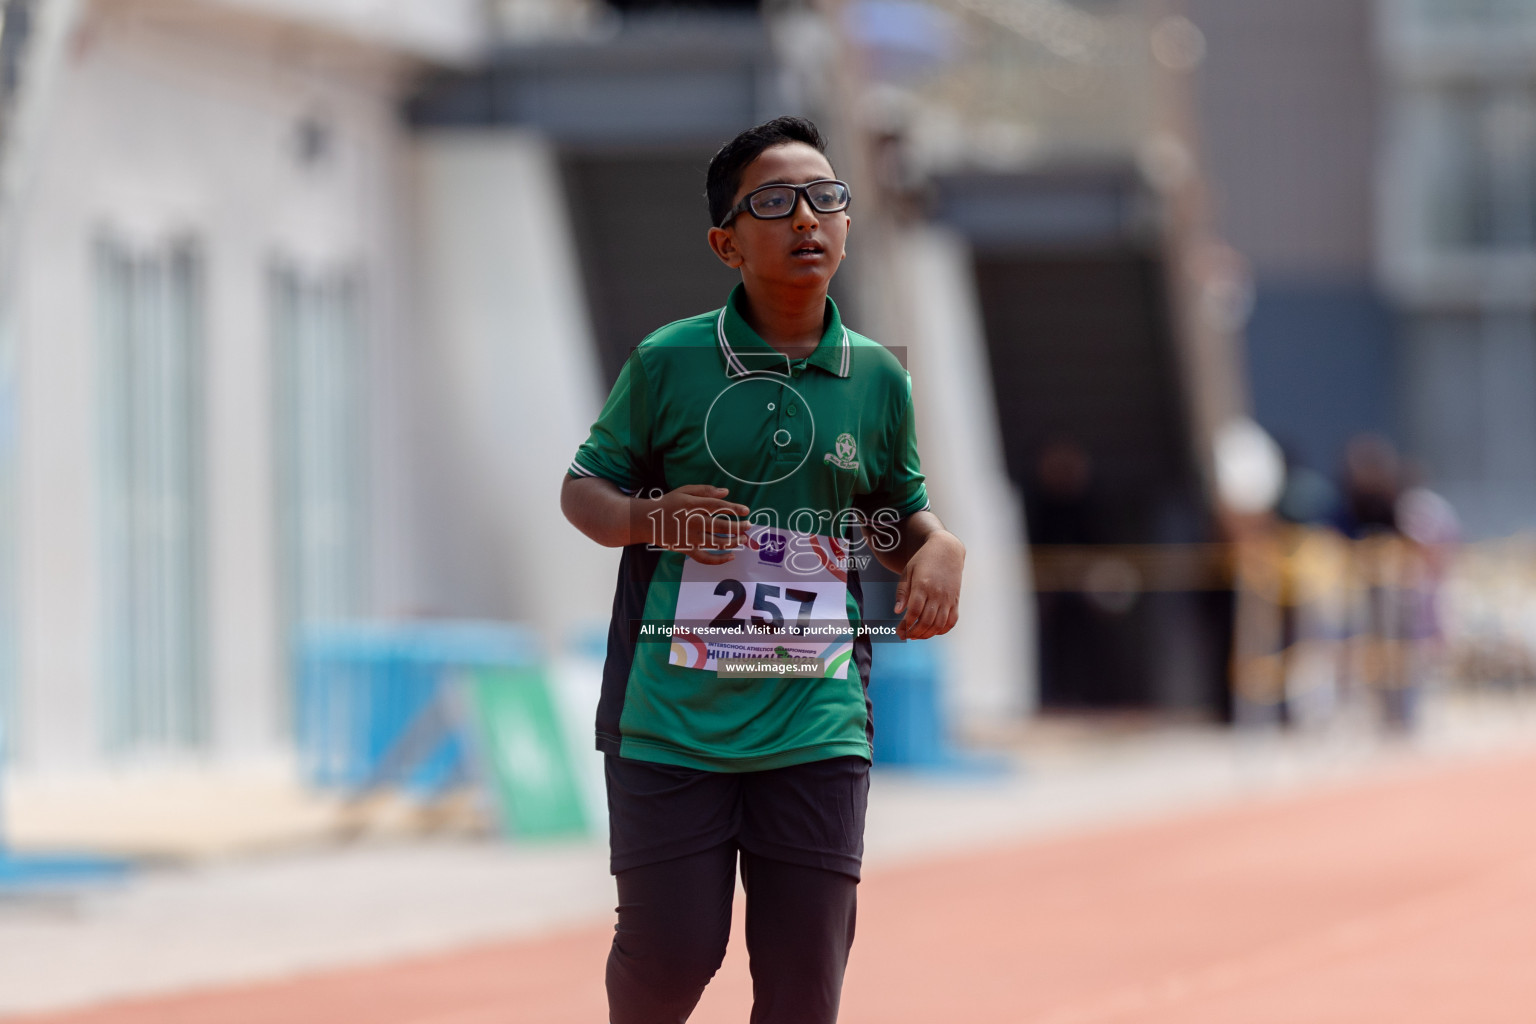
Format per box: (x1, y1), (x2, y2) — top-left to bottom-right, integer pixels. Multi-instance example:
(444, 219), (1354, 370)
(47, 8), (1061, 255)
(670, 524), (854, 678)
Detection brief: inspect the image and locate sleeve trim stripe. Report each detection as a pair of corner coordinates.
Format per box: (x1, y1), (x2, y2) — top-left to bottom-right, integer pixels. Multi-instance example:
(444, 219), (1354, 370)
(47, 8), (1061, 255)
(569, 457), (641, 494)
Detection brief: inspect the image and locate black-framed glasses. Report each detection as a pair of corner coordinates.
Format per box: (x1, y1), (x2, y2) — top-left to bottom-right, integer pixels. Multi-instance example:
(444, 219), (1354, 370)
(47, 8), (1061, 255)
(718, 179), (851, 228)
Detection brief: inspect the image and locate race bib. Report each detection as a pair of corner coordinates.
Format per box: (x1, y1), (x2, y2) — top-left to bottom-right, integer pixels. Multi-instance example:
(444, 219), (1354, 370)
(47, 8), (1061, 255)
(669, 525), (855, 678)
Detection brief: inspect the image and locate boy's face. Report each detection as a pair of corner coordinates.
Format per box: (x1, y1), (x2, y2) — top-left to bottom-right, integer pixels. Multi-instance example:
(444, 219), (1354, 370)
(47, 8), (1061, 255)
(708, 142), (850, 292)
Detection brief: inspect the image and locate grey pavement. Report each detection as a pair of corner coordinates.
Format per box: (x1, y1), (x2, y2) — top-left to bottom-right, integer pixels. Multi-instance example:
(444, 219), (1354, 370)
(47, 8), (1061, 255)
(3, 687), (1536, 1018)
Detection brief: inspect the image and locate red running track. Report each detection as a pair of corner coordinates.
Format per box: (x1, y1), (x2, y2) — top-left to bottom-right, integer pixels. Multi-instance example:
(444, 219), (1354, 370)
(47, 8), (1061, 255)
(13, 749), (1536, 1024)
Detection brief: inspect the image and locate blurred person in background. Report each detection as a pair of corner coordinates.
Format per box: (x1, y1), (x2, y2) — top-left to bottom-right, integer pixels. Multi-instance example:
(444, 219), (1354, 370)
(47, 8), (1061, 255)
(1395, 469), (1462, 707)
(1334, 433), (1436, 730)
(561, 116), (964, 1024)
(1264, 444), (1347, 727)
(1336, 433), (1402, 539)
(1027, 437), (1098, 546)
(1027, 436), (1111, 707)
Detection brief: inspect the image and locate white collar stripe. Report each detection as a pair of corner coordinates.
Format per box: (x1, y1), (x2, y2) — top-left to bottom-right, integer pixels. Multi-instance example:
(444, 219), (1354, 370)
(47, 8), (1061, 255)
(716, 308), (749, 378)
(718, 306), (852, 379)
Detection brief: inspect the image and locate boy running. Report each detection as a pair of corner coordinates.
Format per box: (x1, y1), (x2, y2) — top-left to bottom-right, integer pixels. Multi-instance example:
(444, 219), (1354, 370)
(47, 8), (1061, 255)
(561, 115), (964, 1024)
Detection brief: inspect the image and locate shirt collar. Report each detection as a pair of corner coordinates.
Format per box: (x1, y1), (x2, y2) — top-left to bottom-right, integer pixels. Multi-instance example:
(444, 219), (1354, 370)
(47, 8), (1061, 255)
(716, 283), (850, 379)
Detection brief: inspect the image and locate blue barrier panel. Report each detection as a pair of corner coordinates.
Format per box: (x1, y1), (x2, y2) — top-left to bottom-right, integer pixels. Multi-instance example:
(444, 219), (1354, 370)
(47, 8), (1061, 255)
(868, 640), (946, 766)
(868, 640), (1011, 776)
(295, 622), (543, 795)
(0, 853), (131, 891)
(297, 623), (401, 788)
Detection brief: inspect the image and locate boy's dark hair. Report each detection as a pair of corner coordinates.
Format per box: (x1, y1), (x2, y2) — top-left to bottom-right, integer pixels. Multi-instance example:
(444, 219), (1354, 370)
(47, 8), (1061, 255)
(706, 116), (829, 228)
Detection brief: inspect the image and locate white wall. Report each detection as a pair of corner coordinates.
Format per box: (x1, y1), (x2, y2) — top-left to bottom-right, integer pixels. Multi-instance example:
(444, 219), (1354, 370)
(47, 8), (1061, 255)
(410, 131), (615, 645)
(10, 4), (418, 771)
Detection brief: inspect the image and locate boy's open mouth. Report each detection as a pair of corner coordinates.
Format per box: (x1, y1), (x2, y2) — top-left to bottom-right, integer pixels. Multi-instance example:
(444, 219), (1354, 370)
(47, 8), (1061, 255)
(792, 241), (826, 257)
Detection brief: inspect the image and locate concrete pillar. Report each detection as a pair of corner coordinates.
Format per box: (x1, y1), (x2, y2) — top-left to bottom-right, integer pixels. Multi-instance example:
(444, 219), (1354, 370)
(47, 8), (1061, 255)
(411, 131), (613, 646)
(896, 225), (1036, 721)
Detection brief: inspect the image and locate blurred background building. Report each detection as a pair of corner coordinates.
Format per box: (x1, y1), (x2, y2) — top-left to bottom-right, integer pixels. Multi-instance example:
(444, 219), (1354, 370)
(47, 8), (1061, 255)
(1192, 0), (1536, 541)
(0, 0), (494, 775)
(1378, 0), (1536, 539)
(0, 0), (1531, 793)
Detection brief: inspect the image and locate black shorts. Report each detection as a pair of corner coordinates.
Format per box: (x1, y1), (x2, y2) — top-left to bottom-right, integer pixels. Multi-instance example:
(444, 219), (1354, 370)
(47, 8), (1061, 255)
(605, 754), (870, 880)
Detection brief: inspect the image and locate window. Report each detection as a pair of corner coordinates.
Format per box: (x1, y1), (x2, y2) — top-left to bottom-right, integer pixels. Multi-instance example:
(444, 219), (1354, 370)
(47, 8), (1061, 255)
(270, 264), (367, 661)
(95, 237), (208, 753)
(1410, 0), (1536, 30)
(1425, 85), (1536, 251)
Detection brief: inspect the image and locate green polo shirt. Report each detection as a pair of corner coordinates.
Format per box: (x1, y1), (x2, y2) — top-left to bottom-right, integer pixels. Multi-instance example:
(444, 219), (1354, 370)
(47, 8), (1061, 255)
(569, 284), (929, 771)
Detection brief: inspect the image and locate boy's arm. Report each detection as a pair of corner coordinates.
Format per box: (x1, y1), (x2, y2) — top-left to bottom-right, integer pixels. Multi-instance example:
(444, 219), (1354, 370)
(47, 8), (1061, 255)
(870, 509), (965, 641)
(560, 475), (751, 565)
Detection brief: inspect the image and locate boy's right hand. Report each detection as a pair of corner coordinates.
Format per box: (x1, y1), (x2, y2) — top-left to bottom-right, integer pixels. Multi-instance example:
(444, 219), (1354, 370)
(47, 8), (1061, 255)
(649, 485), (751, 565)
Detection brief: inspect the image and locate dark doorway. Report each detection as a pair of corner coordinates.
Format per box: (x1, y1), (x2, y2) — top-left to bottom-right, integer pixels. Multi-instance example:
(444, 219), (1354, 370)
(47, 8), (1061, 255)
(560, 149), (737, 384)
(973, 248), (1226, 712)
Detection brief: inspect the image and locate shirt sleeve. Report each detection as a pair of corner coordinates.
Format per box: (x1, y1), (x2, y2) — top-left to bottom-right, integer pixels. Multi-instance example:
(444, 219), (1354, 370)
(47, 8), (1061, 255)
(568, 351), (652, 494)
(858, 373), (930, 519)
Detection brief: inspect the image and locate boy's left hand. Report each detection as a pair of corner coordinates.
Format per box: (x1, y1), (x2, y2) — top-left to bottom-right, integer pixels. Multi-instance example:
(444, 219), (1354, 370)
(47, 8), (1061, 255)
(893, 532), (965, 641)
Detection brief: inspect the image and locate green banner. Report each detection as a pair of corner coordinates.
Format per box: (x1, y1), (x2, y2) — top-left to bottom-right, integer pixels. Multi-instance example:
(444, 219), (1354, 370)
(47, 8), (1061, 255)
(467, 665), (588, 840)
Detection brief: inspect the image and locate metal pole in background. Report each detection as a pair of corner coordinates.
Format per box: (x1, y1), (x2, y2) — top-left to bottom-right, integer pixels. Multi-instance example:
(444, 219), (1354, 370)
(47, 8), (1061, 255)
(797, 0), (1037, 720)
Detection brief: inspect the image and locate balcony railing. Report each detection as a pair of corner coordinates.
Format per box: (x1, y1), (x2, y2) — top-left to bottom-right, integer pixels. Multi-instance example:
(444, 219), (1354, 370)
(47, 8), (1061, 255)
(847, 0), (1178, 175)
(1380, 0), (1536, 72)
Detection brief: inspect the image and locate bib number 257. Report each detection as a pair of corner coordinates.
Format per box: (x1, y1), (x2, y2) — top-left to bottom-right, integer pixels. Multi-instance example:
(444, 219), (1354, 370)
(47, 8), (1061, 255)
(708, 581), (817, 633)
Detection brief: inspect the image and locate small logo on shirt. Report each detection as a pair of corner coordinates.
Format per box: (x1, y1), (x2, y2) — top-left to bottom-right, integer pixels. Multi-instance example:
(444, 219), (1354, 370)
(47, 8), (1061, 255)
(824, 433), (860, 472)
(758, 531), (787, 564)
